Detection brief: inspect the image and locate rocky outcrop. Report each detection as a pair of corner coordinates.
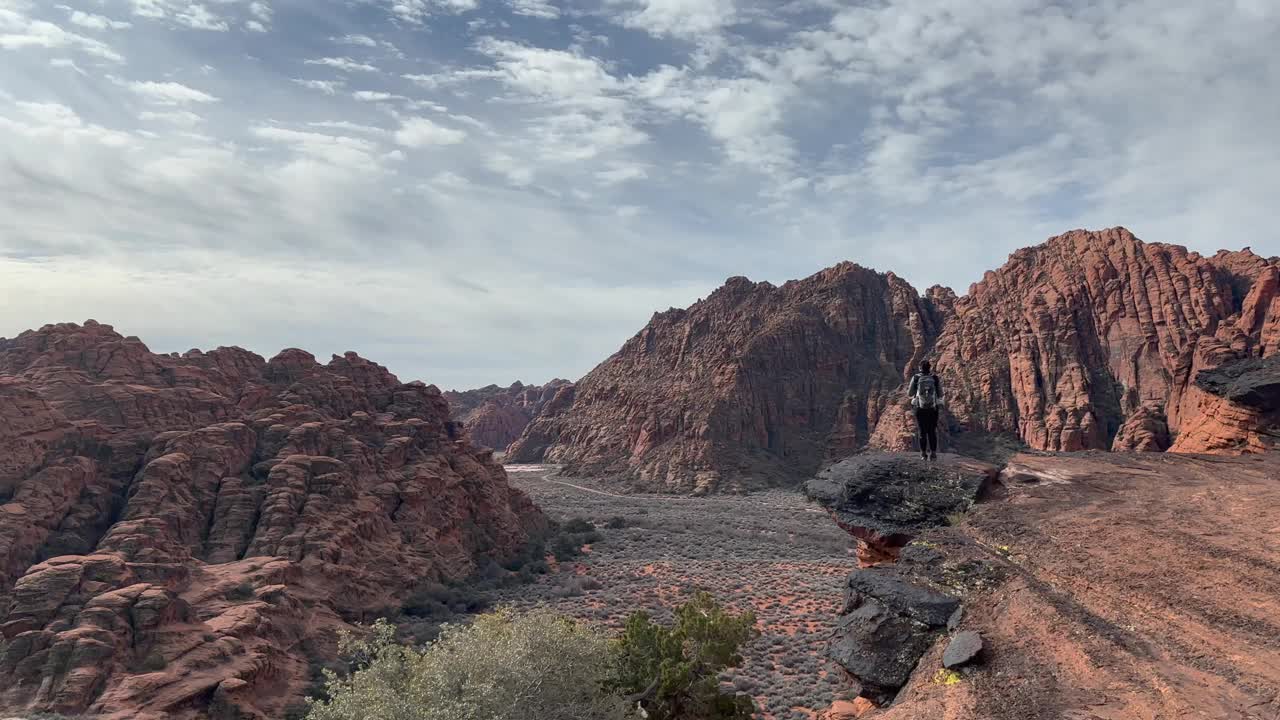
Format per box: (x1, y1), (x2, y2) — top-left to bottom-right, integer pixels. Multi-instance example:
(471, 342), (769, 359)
(508, 266), (951, 491)
(872, 228), (1279, 454)
(0, 321), (546, 720)
(1170, 354), (1280, 453)
(509, 228), (1276, 492)
(809, 454), (995, 706)
(444, 380), (573, 452)
(805, 454), (996, 563)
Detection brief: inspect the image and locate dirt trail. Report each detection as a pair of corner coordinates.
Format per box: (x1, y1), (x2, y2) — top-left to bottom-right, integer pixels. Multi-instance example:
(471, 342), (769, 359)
(878, 451), (1280, 720)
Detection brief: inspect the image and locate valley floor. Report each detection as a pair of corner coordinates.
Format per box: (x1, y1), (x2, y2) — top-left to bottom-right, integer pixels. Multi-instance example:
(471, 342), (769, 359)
(499, 465), (860, 720)
(501, 452), (1280, 720)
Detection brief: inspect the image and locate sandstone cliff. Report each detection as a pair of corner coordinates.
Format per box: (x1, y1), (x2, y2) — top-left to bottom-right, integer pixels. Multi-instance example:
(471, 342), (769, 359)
(871, 228), (1279, 453)
(444, 380), (573, 452)
(507, 265), (951, 492)
(0, 321), (546, 720)
(511, 229), (1278, 490)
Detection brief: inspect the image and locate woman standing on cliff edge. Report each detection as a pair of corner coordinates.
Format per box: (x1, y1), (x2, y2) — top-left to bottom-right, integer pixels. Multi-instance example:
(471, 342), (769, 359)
(908, 360), (944, 461)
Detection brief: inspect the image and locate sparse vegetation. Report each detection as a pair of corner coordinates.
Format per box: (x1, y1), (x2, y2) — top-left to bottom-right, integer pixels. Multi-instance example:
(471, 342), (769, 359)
(306, 612), (631, 720)
(309, 593), (759, 720)
(139, 652), (168, 673)
(490, 466), (861, 718)
(225, 581), (255, 601)
(612, 592), (759, 720)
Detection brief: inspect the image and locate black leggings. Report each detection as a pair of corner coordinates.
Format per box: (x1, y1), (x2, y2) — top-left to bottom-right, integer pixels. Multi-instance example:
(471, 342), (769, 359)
(916, 408), (939, 454)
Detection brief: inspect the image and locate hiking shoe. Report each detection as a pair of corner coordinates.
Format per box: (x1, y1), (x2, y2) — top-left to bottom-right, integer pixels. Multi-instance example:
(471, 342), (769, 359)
(921, 452), (929, 460)
(930, 452), (938, 461)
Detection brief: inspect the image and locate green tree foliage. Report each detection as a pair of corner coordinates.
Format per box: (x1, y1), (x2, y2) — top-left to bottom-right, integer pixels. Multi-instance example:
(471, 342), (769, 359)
(307, 593), (758, 720)
(306, 611), (632, 720)
(611, 591), (759, 720)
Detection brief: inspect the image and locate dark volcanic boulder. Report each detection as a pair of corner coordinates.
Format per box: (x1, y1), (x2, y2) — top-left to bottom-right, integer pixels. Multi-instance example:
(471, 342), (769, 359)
(829, 565), (960, 704)
(1194, 354), (1280, 411)
(805, 454), (996, 554)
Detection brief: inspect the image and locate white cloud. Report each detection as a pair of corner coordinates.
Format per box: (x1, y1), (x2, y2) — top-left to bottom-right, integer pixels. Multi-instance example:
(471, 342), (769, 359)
(353, 90), (406, 102)
(305, 56), (379, 73)
(49, 57), (86, 74)
(394, 116), (466, 147)
(124, 80), (219, 105)
(0, 10), (124, 61)
(508, 0), (559, 19)
(608, 0), (737, 38)
(336, 34), (377, 47)
(67, 10), (133, 30)
(129, 0), (230, 31)
(292, 78), (345, 95)
(308, 120), (389, 135)
(376, 0), (478, 24)
(245, 20), (266, 32)
(139, 109), (204, 126)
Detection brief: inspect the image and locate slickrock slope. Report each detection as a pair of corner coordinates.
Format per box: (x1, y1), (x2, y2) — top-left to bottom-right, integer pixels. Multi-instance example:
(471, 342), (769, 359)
(832, 451), (1280, 720)
(873, 228), (1279, 453)
(0, 321), (546, 720)
(507, 266), (951, 492)
(513, 228), (1277, 492)
(444, 380), (573, 452)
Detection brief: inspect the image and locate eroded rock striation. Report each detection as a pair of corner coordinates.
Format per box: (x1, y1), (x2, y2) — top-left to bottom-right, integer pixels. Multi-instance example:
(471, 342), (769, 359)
(508, 266), (951, 492)
(444, 380), (573, 452)
(0, 321), (546, 720)
(512, 228), (1278, 491)
(873, 228), (1279, 453)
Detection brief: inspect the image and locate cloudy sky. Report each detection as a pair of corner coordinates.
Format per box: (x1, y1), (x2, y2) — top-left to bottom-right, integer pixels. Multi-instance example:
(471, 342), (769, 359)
(1, 0), (1278, 389)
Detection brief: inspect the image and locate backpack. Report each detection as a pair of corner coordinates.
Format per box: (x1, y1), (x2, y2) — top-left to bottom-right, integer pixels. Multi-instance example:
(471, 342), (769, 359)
(914, 373), (939, 409)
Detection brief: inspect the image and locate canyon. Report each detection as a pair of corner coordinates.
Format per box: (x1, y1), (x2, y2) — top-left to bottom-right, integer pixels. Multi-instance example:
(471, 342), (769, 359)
(511, 228), (1280, 491)
(444, 380), (574, 453)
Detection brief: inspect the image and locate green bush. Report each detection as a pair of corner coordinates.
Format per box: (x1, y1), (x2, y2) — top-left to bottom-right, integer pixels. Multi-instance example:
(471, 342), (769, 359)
(306, 611), (632, 720)
(611, 592), (759, 720)
(139, 652), (167, 673)
(309, 594), (758, 720)
(225, 582), (255, 601)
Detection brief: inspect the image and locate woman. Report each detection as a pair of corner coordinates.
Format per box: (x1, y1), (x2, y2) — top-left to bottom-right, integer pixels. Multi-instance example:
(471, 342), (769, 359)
(907, 360), (944, 461)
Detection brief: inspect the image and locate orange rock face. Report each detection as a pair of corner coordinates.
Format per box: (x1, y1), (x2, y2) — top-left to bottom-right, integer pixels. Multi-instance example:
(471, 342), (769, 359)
(510, 229), (1278, 489)
(886, 228), (1279, 453)
(0, 321), (546, 719)
(508, 266), (950, 491)
(444, 380), (573, 452)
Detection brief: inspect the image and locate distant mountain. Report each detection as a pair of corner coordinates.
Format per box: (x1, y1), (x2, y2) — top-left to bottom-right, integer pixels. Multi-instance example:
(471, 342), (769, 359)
(445, 379), (574, 453)
(510, 228), (1279, 491)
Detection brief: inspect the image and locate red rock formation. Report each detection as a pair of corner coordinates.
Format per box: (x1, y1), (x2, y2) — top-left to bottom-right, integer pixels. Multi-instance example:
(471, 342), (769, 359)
(871, 228), (1279, 454)
(510, 229), (1277, 490)
(444, 380), (573, 452)
(1170, 354), (1280, 453)
(508, 266), (950, 491)
(0, 321), (546, 720)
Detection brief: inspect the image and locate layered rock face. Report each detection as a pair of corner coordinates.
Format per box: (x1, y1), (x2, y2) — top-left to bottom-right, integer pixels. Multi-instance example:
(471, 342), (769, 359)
(0, 321), (546, 720)
(444, 380), (573, 452)
(1171, 354), (1280, 452)
(507, 265), (951, 492)
(874, 228), (1279, 453)
(511, 228), (1277, 491)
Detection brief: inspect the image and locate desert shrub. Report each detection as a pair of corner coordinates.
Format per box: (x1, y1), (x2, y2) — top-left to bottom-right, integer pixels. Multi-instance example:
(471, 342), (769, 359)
(307, 612), (631, 720)
(605, 516), (628, 529)
(225, 582), (255, 601)
(562, 518), (597, 534)
(402, 581), (487, 619)
(139, 652), (167, 672)
(611, 592), (759, 720)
